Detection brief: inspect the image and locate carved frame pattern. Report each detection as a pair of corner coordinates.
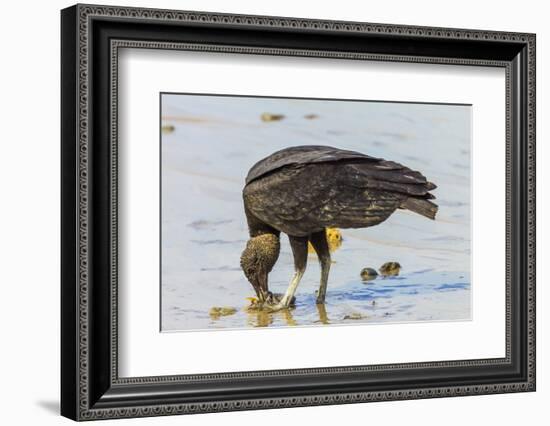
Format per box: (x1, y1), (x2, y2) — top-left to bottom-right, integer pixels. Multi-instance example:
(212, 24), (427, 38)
(61, 3), (536, 421)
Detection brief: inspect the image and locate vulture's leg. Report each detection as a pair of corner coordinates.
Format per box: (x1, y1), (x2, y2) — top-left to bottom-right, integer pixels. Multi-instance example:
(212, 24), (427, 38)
(276, 235), (308, 309)
(309, 230), (331, 304)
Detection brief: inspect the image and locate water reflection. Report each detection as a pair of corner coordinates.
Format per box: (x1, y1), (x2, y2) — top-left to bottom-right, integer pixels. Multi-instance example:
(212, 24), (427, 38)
(244, 304), (333, 328)
(316, 304), (330, 325)
(245, 307), (298, 328)
(246, 309), (274, 328)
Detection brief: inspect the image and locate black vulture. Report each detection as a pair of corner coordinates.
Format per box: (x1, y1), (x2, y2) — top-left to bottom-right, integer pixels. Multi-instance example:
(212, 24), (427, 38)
(240, 145), (437, 310)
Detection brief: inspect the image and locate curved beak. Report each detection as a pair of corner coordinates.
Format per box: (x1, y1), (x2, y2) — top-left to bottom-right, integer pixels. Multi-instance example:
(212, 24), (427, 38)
(253, 271), (269, 302)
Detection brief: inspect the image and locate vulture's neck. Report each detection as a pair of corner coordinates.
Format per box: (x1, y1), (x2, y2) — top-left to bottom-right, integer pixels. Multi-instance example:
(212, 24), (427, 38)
(244, 206), (280, 238)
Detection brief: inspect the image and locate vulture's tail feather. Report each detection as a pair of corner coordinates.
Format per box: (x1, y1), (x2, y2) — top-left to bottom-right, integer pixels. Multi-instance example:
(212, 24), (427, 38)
(400, 198), (438, 220)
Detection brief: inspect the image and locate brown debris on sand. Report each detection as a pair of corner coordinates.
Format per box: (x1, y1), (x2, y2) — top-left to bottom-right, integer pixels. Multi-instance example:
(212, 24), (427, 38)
(343, 312), (367, 320)
(209, 306), (237, 319)
(161, 124), (175, 134)
(260, 113), (285, 122)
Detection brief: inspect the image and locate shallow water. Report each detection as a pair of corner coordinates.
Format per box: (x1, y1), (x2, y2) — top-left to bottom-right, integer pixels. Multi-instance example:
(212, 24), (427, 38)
(160, 94), (471, 331)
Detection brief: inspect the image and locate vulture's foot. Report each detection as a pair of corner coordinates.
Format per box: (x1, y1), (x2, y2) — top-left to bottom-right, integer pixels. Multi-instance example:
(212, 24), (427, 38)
(247, 293), (296, 312)
(265, 303), (290, 313)
(263, 293), (296, 312)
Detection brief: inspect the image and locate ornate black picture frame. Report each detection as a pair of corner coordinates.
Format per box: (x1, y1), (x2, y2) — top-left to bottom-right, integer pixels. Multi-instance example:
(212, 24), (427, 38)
(61, 3), (536, 421)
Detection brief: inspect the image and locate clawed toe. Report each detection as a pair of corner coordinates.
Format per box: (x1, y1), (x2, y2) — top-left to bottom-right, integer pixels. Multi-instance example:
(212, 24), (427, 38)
(264, 302), (287, 312)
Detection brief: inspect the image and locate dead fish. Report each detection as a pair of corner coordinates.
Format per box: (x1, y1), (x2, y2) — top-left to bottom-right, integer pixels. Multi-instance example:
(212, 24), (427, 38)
(360, 267), (378, 282)
(209, 306), (237, 318)
(304, 114), (319, 120)
(161, 124), (175, 134)
(379, 262), (401, 277)
(261, 113), (285, 122)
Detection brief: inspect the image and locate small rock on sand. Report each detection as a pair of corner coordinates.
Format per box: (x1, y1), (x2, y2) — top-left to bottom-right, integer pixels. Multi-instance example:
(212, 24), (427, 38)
(379, 262), (401, 277)
(360, 267), (378, 282)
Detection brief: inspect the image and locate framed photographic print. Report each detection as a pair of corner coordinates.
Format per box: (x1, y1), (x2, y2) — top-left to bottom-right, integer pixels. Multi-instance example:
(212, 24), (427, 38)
(61, 4), (536, 421)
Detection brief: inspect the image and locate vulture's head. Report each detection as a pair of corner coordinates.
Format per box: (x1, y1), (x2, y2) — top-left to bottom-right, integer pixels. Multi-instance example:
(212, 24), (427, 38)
(240, 233), (280, 303)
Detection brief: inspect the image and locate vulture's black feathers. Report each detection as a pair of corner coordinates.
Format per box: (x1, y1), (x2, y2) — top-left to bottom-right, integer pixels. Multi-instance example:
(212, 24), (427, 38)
(243, 145), (438, 237)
